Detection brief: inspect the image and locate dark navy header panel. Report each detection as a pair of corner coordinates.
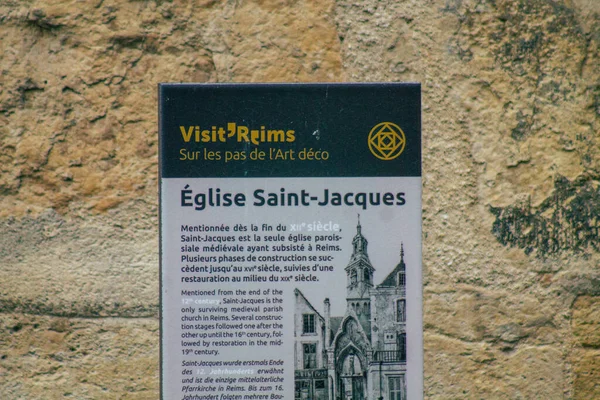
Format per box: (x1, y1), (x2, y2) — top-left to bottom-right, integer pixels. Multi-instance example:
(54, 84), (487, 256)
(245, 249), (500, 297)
(159, 83), (421, 178)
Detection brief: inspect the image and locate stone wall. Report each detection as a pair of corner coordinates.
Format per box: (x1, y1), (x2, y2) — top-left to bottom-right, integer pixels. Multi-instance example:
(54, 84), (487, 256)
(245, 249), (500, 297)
(0, 0), (598, 398)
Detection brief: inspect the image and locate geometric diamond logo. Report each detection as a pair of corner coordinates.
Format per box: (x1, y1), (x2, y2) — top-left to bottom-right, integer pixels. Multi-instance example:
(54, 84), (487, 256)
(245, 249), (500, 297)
(368, 122), (406, 160)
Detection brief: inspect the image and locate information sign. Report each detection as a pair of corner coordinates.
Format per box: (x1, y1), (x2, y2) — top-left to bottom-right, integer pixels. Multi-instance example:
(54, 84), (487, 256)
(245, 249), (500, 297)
(159, 83), (422, 400)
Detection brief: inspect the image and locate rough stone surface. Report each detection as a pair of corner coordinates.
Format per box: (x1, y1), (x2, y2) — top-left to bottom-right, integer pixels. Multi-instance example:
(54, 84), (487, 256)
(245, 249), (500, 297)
(0, 0), (598, 399)
(0, 313), (158, 399)
(572, 296), (600, 398)
(572, 348), (600, 398)
(426, 333), (566, 399)
(0, 204), (158, 318)
(573, 295), (600, 347)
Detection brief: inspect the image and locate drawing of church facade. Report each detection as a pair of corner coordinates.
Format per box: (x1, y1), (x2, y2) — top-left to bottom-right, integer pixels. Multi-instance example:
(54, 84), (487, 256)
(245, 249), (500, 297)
(294, 220), (408, 400)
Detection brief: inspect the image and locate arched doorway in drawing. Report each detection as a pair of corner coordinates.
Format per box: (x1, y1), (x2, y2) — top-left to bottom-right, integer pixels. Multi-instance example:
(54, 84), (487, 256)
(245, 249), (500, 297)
(333, 316), (370, 400)
(338, 348), (366, 400)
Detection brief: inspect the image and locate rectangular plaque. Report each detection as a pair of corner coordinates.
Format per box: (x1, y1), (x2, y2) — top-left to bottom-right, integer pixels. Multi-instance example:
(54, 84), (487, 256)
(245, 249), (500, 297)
(159, 83), (422, 400)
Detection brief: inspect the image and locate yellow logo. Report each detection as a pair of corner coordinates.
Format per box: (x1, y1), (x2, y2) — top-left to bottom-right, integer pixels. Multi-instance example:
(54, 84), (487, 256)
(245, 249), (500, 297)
(368, 122), (406, 160)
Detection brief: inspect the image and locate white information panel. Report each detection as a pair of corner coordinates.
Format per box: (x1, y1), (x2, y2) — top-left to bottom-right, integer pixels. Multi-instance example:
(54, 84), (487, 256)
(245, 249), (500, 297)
(159, 83), (422, 400)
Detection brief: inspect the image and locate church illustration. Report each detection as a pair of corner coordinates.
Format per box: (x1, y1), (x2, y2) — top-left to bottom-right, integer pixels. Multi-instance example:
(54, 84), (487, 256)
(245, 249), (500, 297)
(294, 219), (408, 400)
